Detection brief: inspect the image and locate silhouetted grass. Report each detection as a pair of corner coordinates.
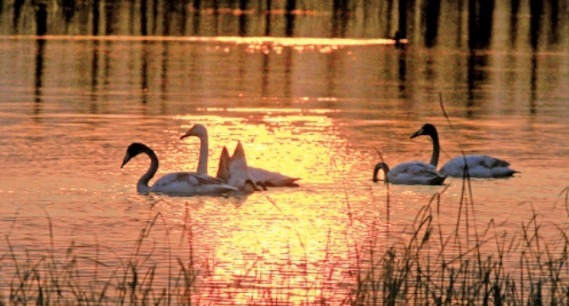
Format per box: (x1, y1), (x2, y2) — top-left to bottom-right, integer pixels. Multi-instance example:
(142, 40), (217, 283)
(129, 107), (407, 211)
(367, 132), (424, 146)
(2, 183), (569, 305)
(348, 169), (569, 305)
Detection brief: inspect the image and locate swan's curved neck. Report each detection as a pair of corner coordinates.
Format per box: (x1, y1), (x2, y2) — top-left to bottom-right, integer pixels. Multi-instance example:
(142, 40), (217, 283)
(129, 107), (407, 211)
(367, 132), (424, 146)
(138, 146), (159, 193)
(197, 132), (209, 175)
(429, 131), (440, 168)
(373, 163), (390, 183)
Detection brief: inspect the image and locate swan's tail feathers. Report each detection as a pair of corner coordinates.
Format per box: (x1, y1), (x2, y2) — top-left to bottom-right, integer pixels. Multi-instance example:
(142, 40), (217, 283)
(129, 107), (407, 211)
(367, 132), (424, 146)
(488, 158), (519, 177)
(247, 167), (301, 187)
(261, 178), (301, 188)
(492, 167), (519, 178)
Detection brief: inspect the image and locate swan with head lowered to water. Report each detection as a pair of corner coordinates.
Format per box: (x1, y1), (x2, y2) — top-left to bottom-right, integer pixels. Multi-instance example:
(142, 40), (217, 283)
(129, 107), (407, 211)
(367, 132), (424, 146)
(410, 123), (518, 178)
(121, 142), (238, 196)
(372, 160), (447, 185)
(180, 124), (301, 188)
(215, 141), (261, 192)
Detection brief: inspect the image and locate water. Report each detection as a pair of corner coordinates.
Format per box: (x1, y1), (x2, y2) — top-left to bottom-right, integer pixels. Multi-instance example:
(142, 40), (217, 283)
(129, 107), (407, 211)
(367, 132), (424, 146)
(1, 1), (569, 304)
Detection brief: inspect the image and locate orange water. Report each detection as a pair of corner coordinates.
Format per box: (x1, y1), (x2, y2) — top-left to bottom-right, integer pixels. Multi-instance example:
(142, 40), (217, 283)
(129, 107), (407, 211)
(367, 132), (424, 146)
(1, 35), (568, 303)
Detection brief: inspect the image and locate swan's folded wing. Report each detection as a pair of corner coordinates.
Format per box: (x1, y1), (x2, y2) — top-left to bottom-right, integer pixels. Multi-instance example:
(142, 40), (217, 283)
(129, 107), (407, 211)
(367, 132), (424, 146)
(192, 173), (228, 185)
(151, 172), (200, 195)
(152, 172), (227, 188)
(395, 161), (435, 175)
(152, 172), (187, 188)
(455, 155), (510, 169)
(481, 156), (511, 168)
(152, 172), (237, 195)
(408, 163), (444, 179)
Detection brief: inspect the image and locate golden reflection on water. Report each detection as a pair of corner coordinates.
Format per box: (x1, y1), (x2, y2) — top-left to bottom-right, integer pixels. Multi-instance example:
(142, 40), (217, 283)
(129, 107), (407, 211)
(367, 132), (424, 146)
(201, 193), (355, 303)
(176, 113), (347, 184)
(169, 114), (376, 303)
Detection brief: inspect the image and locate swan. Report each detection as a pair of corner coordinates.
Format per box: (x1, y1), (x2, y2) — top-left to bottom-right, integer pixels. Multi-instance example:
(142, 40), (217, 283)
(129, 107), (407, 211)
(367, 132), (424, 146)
(180, 124), (301, 187)
(121, 142), (238, 196)
(218, 141), (261, 192)
(410, 123), (518, 178)
(372, 161), (447, 185)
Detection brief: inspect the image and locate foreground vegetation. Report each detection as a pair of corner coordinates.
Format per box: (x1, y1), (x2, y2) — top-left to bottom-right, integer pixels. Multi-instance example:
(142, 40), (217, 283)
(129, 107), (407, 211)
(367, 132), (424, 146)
(351, 183), (569, 305)
(2, 183), (569, 305)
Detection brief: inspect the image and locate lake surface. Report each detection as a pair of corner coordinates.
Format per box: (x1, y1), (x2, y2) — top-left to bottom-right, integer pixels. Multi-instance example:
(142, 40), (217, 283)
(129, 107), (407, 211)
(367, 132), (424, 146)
(1, 1), (569, 304)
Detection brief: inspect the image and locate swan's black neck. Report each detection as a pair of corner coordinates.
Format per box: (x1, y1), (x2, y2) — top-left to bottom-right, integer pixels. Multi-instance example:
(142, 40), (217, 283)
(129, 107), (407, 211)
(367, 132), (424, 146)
(429, 130), (440, 168)
(373, 162), (390, 183)
(138, 144), (159, 193)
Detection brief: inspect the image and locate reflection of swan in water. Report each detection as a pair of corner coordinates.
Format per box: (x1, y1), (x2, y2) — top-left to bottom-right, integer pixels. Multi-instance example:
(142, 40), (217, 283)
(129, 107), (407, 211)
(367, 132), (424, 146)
(410, 123), (518, 178)
(373, 161), (446, 185)
(121, 143), (237, 196)
(180, 124), (301, 188)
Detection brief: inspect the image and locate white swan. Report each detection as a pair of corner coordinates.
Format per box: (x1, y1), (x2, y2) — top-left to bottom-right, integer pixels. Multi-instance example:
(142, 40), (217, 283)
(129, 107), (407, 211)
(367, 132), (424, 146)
(121, 142), (238, 196)
(410, 123), (518, 178)
(180, 124), (301, 187)
(373, 161), (447, 185)
(218, 141), (260, 192)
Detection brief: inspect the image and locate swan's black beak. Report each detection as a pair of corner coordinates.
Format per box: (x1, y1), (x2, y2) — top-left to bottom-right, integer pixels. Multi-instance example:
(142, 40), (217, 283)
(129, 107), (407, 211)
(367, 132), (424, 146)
(121, 154), (131, 168)
(410, 128), (423, 139)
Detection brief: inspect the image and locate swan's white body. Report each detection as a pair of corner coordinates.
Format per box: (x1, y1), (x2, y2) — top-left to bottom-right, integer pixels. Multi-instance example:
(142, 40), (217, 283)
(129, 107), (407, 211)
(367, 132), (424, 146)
(411, 124), (518, 178)
(440, 155), (515, 178)
(121, 143), (237, 196)
(373, 161), (447, 185)
(248, 167), (300, 187)
(146, 172), (238, 195)
(181, 124), (300, 187)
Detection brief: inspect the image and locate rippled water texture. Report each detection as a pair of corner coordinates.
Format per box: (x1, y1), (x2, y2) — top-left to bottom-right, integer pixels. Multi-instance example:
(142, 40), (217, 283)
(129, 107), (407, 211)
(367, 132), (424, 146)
(1, 0), (569, 304)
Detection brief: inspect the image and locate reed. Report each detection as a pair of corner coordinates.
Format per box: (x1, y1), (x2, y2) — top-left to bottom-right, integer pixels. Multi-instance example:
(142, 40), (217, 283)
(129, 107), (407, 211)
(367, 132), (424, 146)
(2, 184), (569, 305)
(349, 178), (569, 305)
